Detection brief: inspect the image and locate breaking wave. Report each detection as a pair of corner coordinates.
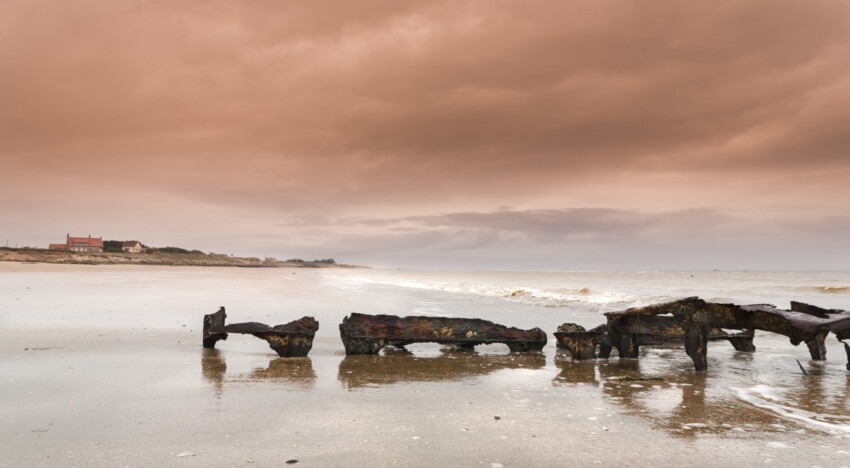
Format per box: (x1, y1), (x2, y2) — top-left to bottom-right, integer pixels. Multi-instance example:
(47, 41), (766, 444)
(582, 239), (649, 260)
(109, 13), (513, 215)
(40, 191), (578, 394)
(812, 286), (850, 294)
(338, 276), (666, 310)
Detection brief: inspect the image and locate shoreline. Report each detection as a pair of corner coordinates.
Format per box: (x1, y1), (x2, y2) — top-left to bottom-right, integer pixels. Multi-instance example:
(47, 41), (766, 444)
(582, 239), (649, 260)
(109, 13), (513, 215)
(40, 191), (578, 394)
(0, 247), (364, 269)
(3, 264), (850, 466)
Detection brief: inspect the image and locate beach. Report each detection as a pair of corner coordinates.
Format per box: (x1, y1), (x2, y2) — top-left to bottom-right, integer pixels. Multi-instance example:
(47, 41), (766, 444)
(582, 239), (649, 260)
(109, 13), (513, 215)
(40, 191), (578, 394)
(2, 263), (850, 467)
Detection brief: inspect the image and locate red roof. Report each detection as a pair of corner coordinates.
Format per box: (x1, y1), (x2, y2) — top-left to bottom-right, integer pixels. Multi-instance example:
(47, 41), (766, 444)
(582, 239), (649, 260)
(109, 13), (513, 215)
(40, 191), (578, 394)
(68, 236), (103, 248)
(48, 243), (68, 250)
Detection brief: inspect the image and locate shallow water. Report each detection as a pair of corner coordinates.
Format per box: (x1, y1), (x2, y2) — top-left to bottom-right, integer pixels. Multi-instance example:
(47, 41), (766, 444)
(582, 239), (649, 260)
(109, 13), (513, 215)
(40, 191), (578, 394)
(1, 264), (850, 466)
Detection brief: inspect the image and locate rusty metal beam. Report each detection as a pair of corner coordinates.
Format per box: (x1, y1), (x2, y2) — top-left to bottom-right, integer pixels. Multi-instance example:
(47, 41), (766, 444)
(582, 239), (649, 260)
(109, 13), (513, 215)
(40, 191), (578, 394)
(339, 313), (547, 355)
(202, 307), (319, 357)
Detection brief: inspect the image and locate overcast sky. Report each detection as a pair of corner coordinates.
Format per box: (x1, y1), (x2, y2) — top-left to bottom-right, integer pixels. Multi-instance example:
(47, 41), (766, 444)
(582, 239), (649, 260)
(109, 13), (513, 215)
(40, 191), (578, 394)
(2, 0), (849, 269)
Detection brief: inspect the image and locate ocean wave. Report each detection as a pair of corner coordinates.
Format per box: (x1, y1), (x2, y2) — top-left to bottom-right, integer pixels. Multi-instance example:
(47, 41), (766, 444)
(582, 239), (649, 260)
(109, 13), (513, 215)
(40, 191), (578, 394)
(338, 276), (665, 310)
(813, 286), (850, 294)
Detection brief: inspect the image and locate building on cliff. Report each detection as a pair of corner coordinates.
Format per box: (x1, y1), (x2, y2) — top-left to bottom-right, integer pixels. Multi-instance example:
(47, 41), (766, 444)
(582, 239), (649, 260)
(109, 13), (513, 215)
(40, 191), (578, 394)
(122, 241), (143, 253)
(49, 234), (104, 253)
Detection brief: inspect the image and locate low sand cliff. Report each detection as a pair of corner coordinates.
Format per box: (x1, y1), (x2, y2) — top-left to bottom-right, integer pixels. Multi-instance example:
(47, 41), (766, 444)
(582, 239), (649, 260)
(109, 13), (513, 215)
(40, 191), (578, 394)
(0, 247), (361, 268)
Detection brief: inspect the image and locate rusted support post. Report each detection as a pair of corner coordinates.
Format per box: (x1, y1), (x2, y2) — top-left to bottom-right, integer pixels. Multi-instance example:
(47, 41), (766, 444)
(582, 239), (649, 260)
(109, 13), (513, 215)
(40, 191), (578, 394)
(506, 341), (544, 352)
(342, 338), (388, 355)
(554, 324), (598, 360)
(805, 329), (829, 360)
(616, 333), (640, 359)
(685, 324), (709, 372)
(592, 324), (612, 358)
(203, 307), (228, 348)
(560, 333), (598, 360)
(606, 329), (621, 358)
(727, 329), (756, 352)
(455, 342), (477, 351)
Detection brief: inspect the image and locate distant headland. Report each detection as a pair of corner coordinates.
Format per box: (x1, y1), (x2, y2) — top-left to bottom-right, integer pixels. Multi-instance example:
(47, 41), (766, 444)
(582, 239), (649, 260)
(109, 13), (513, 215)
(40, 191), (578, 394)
(0, 233), (362, 268)
(0, 246), (361, 268)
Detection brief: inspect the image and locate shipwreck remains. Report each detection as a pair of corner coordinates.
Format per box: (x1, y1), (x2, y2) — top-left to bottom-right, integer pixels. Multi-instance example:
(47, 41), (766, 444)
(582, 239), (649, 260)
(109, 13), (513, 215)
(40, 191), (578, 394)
(202, 307), (319, 357)
(554, 298), (850, 372)
(338, 312), (547, 355)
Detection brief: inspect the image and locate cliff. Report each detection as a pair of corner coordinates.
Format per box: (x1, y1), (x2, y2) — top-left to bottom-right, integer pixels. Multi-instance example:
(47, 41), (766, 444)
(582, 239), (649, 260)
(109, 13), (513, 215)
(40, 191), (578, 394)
(0, 247), (362, 268)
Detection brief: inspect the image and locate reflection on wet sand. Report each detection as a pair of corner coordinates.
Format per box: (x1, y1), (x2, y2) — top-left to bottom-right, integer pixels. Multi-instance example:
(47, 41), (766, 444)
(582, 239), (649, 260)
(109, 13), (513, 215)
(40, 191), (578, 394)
(249, 358), (317, 387)
(201, 348), (316, 396)
(202, 348), (226, 397)
(736, 363), (850, 433)
(338, 348), (546, 389)
(552, 351), (599, 385)
(553, 350), (785, 439)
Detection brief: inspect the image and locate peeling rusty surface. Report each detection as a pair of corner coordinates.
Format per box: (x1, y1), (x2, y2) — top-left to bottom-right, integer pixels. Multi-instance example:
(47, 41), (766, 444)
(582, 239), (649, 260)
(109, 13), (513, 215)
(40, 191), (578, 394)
(791, 302), (850, 341)
(559, 298), (850, 372)
(553, 324), (597, 360)
(202, 307), (229, 348)
(202, 307), (319, 357)
(554, 318), (755, 362)
(339, 313), (546, 355)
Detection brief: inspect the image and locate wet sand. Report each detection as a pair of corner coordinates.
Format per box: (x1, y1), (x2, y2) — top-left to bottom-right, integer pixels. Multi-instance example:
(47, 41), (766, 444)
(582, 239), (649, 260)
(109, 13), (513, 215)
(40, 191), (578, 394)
(2, 264), (850, 466)
(4, 331), (850, 467)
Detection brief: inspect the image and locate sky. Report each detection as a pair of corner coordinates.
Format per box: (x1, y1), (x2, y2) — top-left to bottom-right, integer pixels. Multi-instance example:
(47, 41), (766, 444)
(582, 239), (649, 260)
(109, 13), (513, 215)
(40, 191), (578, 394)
(2, 0), (850, 270)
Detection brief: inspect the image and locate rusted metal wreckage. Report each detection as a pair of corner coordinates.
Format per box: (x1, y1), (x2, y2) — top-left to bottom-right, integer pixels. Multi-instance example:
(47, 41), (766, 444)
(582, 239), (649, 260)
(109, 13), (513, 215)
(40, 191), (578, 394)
(202, 307), (318, 357)
(555, 297), (850, 372)
(199, 299), (849, 373)
(339, 312), (547, 355)
(201, 309), (545, 357)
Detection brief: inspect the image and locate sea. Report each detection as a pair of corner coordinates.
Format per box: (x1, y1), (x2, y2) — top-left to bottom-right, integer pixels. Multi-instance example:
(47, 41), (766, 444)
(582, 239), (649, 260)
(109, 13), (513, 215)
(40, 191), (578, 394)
(2, 263), (850, 466)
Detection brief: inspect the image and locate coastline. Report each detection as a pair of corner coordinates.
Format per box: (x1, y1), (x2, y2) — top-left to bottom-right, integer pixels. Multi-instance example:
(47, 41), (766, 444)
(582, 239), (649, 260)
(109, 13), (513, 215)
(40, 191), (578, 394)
(3, 264), (850, 466)
(0, 247), (363, 269)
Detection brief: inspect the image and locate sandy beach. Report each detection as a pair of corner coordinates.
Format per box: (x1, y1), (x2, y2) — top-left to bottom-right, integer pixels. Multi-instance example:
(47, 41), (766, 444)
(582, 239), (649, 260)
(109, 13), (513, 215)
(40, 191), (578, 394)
(6, 1), (850, 465)
(2, 263), (850, 467)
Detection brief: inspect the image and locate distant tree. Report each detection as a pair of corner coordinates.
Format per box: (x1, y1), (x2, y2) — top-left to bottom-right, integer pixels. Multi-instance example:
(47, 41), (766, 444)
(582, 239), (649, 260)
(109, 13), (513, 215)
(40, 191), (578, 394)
(103, 240), (123, 253)
(313, 258), (336, 264)
(157, 247), (191, 254)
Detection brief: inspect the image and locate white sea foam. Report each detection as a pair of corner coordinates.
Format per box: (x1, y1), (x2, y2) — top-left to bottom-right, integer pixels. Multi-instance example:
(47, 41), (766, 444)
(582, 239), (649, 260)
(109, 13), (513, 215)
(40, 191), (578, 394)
(732, 385), (850, 434)
(335, 275), (668, 310)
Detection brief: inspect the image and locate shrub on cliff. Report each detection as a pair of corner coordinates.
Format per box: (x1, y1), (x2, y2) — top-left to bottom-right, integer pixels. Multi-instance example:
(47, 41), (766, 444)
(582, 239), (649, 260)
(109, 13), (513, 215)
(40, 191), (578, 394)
(157, 247), (191, 254)
(103, 240), (123, 253)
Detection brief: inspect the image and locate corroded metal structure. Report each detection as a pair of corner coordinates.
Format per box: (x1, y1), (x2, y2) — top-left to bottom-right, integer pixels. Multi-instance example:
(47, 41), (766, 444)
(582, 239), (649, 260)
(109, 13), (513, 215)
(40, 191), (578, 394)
(555, 321), (754, 361)
(338, 312), (547, 355)
(554, 298), (850, 372)
(553, 323), (601, 360)
(202, 307), (319, 357)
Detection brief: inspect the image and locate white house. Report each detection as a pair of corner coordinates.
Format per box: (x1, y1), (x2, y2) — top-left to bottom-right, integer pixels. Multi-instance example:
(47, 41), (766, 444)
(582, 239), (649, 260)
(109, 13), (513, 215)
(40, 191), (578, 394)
(122, 241), (143, 254)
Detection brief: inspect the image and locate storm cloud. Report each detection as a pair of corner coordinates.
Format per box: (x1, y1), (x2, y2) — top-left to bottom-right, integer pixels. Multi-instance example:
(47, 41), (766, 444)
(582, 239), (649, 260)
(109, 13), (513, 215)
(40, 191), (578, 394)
(1, 0), (849, 268)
